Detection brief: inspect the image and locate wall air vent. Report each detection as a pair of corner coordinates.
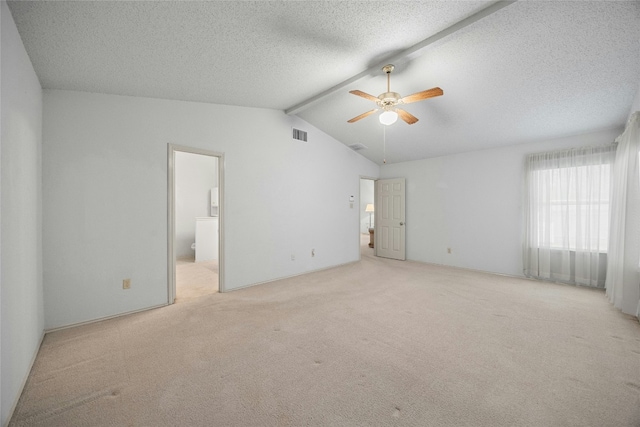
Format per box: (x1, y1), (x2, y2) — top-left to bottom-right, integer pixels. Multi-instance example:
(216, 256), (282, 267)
(292, 128), (308, 142)
(348, 143), (368, 151)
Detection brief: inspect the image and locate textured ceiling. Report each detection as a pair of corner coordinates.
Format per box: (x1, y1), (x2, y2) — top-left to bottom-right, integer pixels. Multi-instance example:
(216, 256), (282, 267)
(7, 1), (640, 165)
(299, 1), (640, 163)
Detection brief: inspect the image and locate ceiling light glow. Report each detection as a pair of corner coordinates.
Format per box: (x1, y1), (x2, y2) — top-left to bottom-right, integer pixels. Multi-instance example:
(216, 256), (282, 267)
(379, 110), (398, 126)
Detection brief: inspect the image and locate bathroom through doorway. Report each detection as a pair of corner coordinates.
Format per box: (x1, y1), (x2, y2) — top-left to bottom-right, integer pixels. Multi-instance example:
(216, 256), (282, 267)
(168, 145), (224, 303)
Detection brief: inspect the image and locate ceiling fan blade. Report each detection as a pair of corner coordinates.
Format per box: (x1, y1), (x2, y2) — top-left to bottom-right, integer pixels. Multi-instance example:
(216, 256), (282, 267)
(396, 109), (419, 125)
(349, 90), (379, 103)
(347, 109), (378, 123)
(400, 87), (443, 104)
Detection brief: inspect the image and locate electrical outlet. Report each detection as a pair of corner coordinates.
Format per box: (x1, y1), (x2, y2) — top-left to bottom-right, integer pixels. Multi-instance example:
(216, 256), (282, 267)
(311, 249), (315, 257)
(447, 248), (452, 254)
(291, 254), (295, 261)
(123, 278), (131, 289)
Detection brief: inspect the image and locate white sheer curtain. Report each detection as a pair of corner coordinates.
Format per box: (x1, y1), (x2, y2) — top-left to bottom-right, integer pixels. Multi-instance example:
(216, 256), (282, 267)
(523, 144), (617, 287)
(605, 111), (640, 315)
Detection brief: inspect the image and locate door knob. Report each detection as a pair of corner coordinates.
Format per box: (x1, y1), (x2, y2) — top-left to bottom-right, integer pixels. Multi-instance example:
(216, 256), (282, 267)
(400, 222), (405, 226)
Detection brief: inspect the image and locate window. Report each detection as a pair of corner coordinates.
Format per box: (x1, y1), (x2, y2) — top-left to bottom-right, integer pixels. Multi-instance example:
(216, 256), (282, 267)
(530, 164), (611, 252)
(523, 143), (617, 287)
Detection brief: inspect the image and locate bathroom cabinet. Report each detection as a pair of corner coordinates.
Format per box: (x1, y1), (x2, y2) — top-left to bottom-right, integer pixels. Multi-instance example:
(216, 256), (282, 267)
(195, 217), (218, 262)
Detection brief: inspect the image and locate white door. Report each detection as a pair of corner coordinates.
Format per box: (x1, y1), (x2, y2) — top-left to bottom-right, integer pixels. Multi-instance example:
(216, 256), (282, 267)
(376, 178), (406, 260)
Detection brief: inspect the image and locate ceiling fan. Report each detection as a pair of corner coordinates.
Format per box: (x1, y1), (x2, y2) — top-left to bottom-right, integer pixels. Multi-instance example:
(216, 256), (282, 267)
(347, 64), (443, 126)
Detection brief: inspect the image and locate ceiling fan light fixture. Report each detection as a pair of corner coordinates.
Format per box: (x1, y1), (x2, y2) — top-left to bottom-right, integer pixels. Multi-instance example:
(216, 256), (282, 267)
(379, 110), (398, 126)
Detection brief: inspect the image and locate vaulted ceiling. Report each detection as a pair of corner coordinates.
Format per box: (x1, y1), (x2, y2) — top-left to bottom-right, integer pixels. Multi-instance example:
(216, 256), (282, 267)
(7, 1), (640, 164)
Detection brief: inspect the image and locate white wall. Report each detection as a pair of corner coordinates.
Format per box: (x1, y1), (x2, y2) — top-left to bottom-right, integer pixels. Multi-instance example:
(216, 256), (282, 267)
(175, 151), (217, 259)
(1, 2), (44, 425)
(42, 90), (379, 329)
(360, 179), (374, 233)
(379, 127), (622, 278)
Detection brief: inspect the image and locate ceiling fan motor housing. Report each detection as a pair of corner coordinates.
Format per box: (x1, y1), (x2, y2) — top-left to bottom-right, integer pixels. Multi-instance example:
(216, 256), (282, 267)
(377, 92), (401, 109)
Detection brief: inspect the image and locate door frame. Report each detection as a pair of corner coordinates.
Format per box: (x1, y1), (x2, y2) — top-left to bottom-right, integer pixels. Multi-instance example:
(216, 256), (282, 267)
(359, 175), (378, 259)
(167, 144), (225, 304)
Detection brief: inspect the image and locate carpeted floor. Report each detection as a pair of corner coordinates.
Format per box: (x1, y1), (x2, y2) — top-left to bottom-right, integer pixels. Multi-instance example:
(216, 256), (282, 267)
(175, 257), (219, 302)
(9, 239), (640, 426)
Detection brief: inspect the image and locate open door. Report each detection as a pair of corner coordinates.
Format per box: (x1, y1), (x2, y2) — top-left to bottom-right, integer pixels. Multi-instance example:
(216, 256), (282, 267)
(376, 178), (406, 260)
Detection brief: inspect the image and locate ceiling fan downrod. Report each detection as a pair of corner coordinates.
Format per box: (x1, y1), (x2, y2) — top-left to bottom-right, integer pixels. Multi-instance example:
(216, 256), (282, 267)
(382, 64), (394, 92)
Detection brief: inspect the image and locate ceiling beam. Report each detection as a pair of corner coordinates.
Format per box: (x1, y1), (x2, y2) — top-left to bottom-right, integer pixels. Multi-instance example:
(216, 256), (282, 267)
(284, 0), (517, 116)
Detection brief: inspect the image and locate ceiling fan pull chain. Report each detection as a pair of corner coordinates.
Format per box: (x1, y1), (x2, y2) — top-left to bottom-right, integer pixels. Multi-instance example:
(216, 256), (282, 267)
(383, 125), (387, 164)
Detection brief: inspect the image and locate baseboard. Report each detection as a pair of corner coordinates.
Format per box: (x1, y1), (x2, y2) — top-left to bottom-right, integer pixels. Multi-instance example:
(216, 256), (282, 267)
(403, 257), (527, 280)
(226, 257), (521, 294)
(408, 258), (605, 289)
(4, 330), (45, 427)
(48, 261), (360, 328)
(224, 260), (359, 293)
(45, 303), (168, 333)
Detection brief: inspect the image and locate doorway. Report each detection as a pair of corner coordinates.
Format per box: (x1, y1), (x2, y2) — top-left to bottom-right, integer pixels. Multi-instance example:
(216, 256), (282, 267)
(359, 177), (376, 258)
(168, 144), (225, 304)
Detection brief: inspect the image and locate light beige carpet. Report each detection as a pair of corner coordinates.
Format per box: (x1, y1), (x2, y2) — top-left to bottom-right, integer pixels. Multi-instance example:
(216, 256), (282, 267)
(10, 243), (640, 426)
(175, 257), (219, 302)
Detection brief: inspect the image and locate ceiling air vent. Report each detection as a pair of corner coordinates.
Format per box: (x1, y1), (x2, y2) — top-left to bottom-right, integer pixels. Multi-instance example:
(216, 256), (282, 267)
(348, 143), (368, 151)
(292, 128), (308, 142)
